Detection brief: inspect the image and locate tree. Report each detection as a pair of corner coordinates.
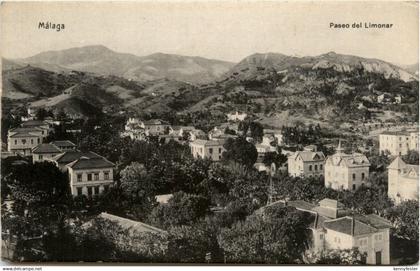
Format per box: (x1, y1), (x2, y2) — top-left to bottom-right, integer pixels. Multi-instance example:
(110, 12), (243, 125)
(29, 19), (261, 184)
(148, 191), (210, 229)
(222, 137), (258, 167)
(35, 108), (53, 120)
(218, 206), (312, 264)
(249, 122), (264, 142)
(119, 162), (156, 220)
(262, 147), (287, 167)
(402, 150), (419, 165)
(385, 200), (419, 242)
(305, 248), (367, 264)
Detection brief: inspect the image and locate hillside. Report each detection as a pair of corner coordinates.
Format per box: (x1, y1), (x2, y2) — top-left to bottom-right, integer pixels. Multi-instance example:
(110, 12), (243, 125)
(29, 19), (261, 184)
(16, 45), (234, 84)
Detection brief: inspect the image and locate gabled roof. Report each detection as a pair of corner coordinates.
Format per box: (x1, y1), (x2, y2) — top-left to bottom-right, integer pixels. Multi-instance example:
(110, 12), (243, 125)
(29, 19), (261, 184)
(289, 150), (325, 162)
(32, 143), (62, 154)
(388, 156), (406, 169)
(51, 140), (76, 148)
(9, 127), (43, 133)
(98, 212), (166, 234)
(326, 152), (370, 167)
(66, 156), (115, 170)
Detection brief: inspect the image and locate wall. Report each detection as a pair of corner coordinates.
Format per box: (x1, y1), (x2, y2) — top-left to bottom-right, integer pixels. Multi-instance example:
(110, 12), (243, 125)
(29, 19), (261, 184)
(69, 167), (114, 196)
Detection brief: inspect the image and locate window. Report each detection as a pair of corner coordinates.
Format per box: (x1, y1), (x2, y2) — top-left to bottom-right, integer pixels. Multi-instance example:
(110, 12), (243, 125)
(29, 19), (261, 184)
(104, 185), (109, 192)
(320, 164), (323, 170)
(315, 165), (318, 171)
(219, 148), (222, 153)
(77, 174), (83, 182)
(87, 174), (92, 181)
(21, 139), (26, 145)
(334, 237), (341, 244)
(94, 186), (100, 194)
(361, 173), (365, 180)
(320, 234), (324, 240)
(352, 184), (356, 190)
(309, 165), (312, 171)
(359, 238), (368, 246)
(37, 138), (40, 144)
(209, 148), (213, 154)
(31, 139), (34, 144)
(352, 173), (356, 180)
(14, 140), (17, 145)
(374, 233), (383, 242)
(77, 187), (83, 196)
(94, 173), (99, 181)
(104, 171), (110, 180)
(87, 187), (93, 196)
(39, 155), (43, 160)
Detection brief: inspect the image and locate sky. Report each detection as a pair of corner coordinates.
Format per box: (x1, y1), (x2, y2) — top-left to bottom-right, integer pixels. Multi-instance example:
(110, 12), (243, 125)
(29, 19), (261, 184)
(1, 1), (418, 65)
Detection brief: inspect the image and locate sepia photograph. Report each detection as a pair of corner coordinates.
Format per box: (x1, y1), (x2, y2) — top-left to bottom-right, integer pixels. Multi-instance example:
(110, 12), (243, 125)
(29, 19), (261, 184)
(0, 0), (418, 267)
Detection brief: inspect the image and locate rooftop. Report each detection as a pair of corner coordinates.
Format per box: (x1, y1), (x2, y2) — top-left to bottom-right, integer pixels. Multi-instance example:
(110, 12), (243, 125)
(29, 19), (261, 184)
(66, 156), (115, 170)
(190, 139), (225, 147)
(8, 132), (41, 138)
(289, 150), (325, 162)
(32, 143), (62, 154)
(324, 214), (391, 236)
(51, 140), (76, 148)
(21, 120), (49, 127)
(98, 212), (166, 234)
(50, 151), (100, 164)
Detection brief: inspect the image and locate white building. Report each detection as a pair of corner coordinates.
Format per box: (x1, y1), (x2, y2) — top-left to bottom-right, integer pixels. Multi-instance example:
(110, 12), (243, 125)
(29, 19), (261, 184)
(189, 139), (225, 161)
(32, 143), (63, 162)
(325, 142), (370, 191)
(387, 156), (419, 205)
(287, 146), (325, 178)
(379, 130), (419, 156)
(258, 198), (392, 265)
(7, 127), (44, 156)
(227, 111), (247, 122)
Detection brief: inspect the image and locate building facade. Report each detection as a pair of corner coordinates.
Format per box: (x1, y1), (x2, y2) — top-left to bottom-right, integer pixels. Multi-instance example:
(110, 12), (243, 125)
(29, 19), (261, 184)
(7, 128), (44, 156)
(190, 139), (225, 161)
(379, 130), (419, 156)
(287, 147), (325, 178)
(67, 156), (115, 197)
(32, 143), (63, 162)
(324, 142), (370, 191)
(387, 156), (419, 204)
(227, 111), (247, 122)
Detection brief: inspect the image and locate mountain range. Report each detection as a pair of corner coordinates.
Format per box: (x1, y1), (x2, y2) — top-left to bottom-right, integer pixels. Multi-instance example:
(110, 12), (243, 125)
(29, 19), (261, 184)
(2, 45), (418, 126)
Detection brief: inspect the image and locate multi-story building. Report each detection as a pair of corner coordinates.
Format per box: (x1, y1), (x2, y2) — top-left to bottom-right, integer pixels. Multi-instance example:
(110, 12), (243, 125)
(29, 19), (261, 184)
(287, 146), (325, 178)
(7, 127), (44, 156)
(263, 129), (283, 146)
(143, 119), (170, 135)
(32, 143), (63, 162)
(258, 198), (392, 265)
(47, 151), (102, 171)
(189, 139), (225, 161)
(66, 155), (115, 197)
(379, 130), (419, 156)
(325, 142), (370, 191)
(387, 156), (419, 205)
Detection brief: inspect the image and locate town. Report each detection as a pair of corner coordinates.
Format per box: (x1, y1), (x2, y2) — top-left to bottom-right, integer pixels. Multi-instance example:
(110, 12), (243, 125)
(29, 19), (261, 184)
(1, 105), (418, 264)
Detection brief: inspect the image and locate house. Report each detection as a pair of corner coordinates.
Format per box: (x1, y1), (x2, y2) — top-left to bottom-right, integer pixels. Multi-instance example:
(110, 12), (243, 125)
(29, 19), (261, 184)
(47, 151), (101, 171)
(387, 156), (419, 204)
(143, 119), (170, 135)
(189, 139), (225, 161)
(263, 129), (283, 146)
(7, 128), (44, 156)
(125, 118), (144, 131)
(287, 146), (325, 178)
(227, 111), (247, 122)
(50, 140), (77, 151)
(32, 143), (63, 162)
(257, 198), (392, 265)
(170, 126), (206, 141)
(379, 130), (419, 156)
(324, 142), (370, 191)
(21, 119), (52, 133)
(155, 194), (173, 205)
(255, 144), (277, 160)
(66, 155), (115, 197)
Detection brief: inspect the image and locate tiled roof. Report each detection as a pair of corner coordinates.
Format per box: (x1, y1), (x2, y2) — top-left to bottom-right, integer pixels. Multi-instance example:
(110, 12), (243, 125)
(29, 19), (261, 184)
(289, 150), (325, 162)
(388, 156), (406, 169)
(380, 130), (418, 136)
(326, 152), (370, 167)
(51, 140), (76, 147)
(9, 127), (43, 133)
(50, 151), (100, 164)
(323, 215), (391, 236)
(99, 212), (166, 234)
(66, 156), (115, 170)
(32, 143), (62, 154)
